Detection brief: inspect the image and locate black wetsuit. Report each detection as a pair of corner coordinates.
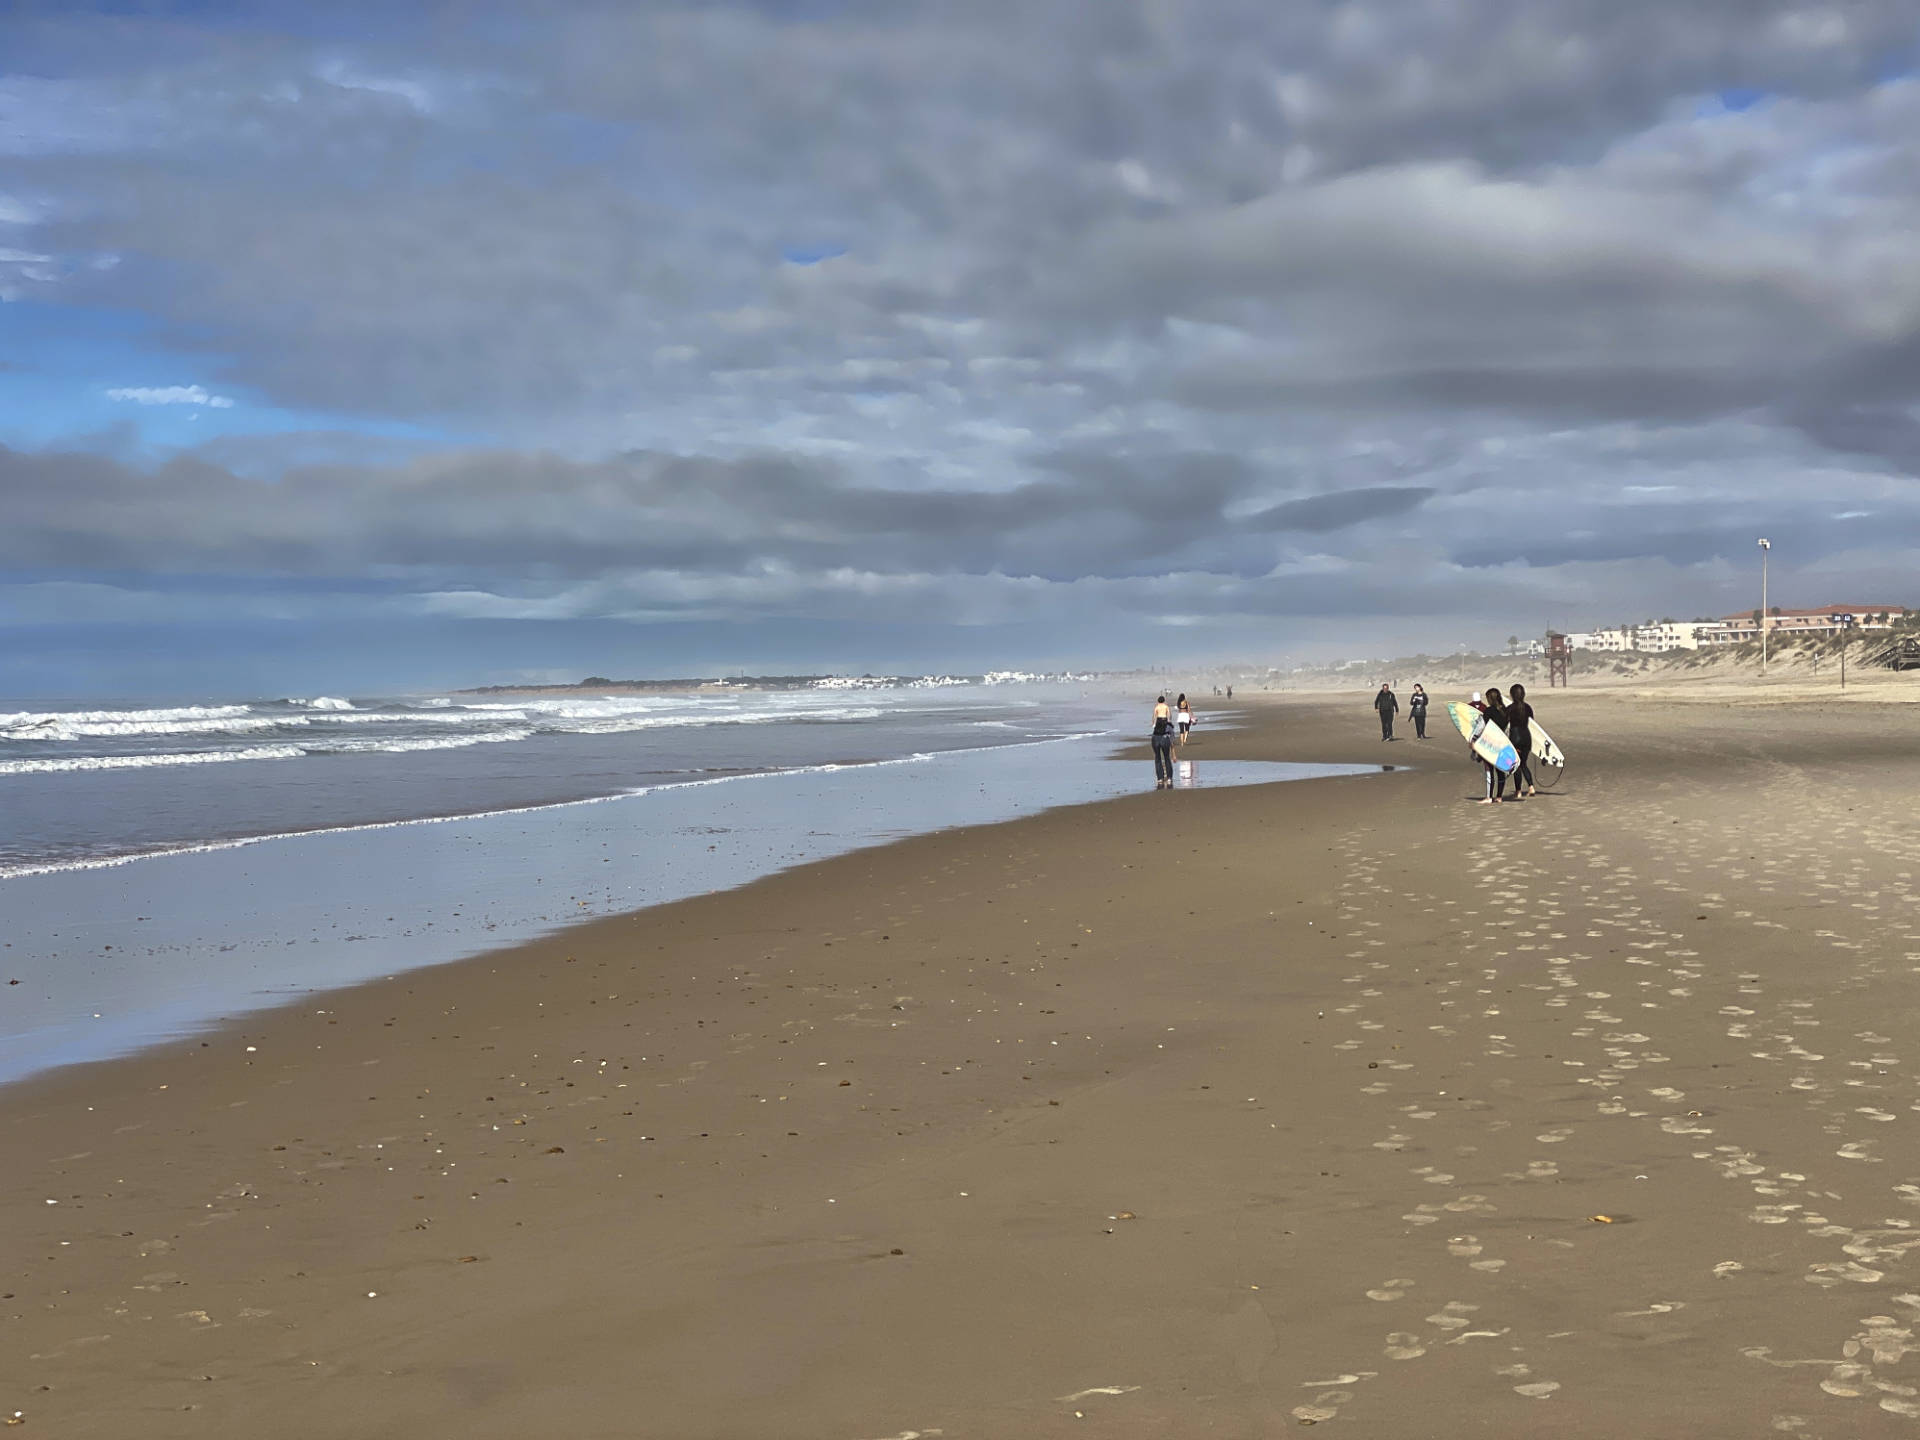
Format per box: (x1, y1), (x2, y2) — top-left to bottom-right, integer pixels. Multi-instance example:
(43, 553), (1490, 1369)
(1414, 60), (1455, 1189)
(1507, 700), (1536, 793)
(1484, 702), (1511, 799)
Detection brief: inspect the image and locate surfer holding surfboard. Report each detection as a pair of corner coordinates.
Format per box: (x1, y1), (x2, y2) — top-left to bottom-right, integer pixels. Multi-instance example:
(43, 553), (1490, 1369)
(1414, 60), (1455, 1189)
(1446, 684), (1567, 803)
(1447, 689), (1520, 804)
(1507, 683), (1538, 799)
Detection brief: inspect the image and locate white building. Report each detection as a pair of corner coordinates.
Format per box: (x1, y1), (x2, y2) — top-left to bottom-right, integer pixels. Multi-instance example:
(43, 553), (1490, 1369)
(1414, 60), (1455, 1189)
(1567, 628), (1632, 653)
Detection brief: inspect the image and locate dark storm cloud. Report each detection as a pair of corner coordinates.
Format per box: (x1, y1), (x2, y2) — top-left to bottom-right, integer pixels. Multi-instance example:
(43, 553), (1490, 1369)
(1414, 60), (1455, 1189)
(1786, 405), (1920, 473)
(1244, 486), (1435, 533)
(6, 0), (1920, 654)
(0, 442), (1421, 587)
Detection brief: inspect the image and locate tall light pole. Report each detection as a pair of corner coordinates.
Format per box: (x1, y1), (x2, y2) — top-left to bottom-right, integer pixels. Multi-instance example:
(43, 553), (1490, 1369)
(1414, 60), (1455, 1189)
(1758, 538), (1771, 675)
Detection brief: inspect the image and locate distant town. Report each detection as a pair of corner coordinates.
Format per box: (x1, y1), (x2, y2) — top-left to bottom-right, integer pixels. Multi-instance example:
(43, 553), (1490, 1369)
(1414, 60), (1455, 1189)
(1561, 604), (1909, 654)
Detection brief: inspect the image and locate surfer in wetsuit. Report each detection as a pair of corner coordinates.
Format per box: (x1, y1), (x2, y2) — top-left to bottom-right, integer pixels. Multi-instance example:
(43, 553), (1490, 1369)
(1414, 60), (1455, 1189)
(1474, 687), (1510, 804)
(1506, 682), (1537, 799)
(1151, 695), (1176, 788)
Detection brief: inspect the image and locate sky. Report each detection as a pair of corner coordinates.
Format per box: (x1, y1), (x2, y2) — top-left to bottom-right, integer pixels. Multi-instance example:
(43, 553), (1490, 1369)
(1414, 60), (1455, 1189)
(5, 0), (1920, 695)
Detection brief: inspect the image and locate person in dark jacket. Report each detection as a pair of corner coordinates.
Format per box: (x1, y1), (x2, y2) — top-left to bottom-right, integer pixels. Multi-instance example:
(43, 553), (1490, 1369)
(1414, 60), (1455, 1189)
(1374, 683), (1398, 741)
(1408, 684), (1429, 739)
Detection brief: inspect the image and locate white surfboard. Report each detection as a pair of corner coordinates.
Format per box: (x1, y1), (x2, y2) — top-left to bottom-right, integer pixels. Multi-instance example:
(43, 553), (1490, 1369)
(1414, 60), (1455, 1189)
(1528, 718), (1565, 769)
(1447, 700), (1518, 772)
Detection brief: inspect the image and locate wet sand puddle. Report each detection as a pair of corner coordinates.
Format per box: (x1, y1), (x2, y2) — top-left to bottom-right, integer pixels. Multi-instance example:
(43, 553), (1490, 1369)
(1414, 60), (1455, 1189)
(1282, 744), (1920, 1431)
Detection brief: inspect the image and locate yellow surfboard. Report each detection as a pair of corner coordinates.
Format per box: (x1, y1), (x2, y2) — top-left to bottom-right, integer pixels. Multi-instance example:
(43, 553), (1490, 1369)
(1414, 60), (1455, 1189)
(1447, 700), (1518, 772)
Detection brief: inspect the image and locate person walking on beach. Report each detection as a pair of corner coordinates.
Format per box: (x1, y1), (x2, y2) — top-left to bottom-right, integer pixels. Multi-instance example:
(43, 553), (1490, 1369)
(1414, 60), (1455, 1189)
(1176, 695), (1193, 746)
(1506, 682), (1537, 799)
(1408, 684), (1429, 739)
(1374, 682), (1398, 741)
(1474, 686), (1511, 804)
(1151, 695), (1176, 788)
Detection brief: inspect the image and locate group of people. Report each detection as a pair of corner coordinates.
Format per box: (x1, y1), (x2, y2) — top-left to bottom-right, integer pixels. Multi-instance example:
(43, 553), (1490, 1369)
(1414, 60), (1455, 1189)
(1150, 693), (1195, 787)
(1375, 679), (1541, 803)
(1371, 682), (1430, 740)
(1149, 681), (1542, 801)
(1469, 683), (1538, 803)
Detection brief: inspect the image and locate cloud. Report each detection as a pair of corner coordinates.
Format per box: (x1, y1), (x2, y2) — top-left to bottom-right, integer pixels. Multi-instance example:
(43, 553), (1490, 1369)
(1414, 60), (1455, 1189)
(1243, 487), (1436, 533)
(105, 384), (235, 408)
(0, 441), (1428, 589)
(6, 1), (1920, 667)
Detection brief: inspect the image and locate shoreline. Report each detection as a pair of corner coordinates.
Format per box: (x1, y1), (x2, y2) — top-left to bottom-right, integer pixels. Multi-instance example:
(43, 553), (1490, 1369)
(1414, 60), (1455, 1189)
(0, 728), (1121, 882)
(0, 711), (1376, 1086)
(13, 691), (1920, 1435)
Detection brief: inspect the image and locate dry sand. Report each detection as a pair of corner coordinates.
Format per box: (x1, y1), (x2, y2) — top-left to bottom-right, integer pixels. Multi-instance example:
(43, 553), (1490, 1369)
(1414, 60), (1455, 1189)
(9, 689), (1920, 1437)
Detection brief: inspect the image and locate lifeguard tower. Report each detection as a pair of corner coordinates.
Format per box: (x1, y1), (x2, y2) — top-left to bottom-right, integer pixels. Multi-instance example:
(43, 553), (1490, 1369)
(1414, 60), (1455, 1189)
(1546, 631), (1570, 688)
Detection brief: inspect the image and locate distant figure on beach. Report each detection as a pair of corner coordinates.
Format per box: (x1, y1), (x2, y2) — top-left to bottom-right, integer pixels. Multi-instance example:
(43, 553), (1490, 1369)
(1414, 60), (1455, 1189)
(1374, 682), (1398, 741)
(1225, 686), (1232, 699)
(1151, 695), (1176, 788)
(1176, 695), (1193, 745)
(1507, 682), (1537, 799)
(1409, 684), (1429, 739)
(1474, 686), (1510, 804)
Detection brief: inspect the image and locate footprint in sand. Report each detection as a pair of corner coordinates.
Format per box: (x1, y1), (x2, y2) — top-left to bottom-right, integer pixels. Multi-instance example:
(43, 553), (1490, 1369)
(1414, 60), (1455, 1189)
(1424, 1301), (1478, 1331)
(1289, 1371), (1377, 1425)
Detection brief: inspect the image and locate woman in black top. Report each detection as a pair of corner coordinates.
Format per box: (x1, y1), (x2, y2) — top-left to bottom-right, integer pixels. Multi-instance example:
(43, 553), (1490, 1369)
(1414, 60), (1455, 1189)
(1481, 686), (1511, 803)
(1408, 684), (1429, 739)
(1506, 682), (1536, 799)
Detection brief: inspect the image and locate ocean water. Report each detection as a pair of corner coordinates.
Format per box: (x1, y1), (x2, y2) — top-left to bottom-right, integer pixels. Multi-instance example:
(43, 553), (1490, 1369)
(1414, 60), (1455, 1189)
(0, 679), (1379, 1083)
(0, 680), (1108, 876)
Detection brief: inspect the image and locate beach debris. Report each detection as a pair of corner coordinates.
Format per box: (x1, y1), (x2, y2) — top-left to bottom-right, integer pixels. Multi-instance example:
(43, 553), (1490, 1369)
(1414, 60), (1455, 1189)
(545, 1146), (564, 1154)
(1589, 1215), (1616, 1224)
(458, 1256), (479, 1264)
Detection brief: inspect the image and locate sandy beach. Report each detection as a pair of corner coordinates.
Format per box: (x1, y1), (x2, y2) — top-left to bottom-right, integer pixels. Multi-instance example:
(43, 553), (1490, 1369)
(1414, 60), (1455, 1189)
(9, 688), (1920, 1436)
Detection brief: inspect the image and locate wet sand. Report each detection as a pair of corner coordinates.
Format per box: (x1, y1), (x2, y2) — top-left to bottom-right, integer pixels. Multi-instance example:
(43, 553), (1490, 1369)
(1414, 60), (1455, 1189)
(9, 690), (1920, 1437)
